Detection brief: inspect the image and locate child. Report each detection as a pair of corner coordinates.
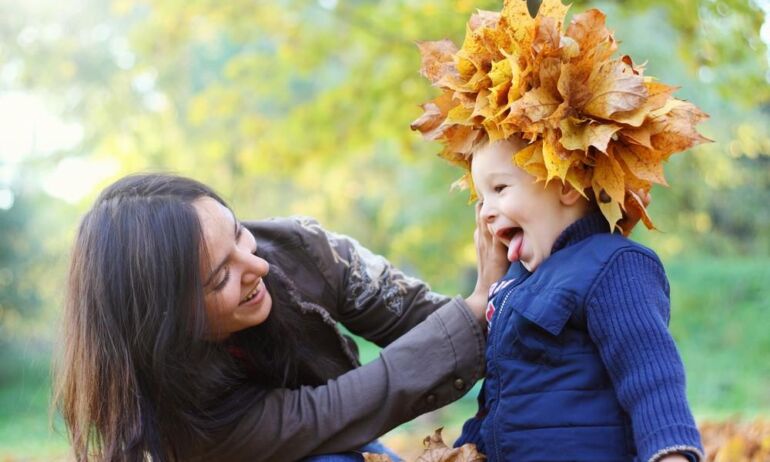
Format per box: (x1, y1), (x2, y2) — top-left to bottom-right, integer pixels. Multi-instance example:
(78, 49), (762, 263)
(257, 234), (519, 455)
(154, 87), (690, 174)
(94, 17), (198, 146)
(411, 0), (709, 460)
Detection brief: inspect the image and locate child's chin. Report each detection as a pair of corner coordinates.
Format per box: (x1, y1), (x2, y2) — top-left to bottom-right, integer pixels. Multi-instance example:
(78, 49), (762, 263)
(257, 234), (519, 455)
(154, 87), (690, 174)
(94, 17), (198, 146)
(521, 259), (539, 272)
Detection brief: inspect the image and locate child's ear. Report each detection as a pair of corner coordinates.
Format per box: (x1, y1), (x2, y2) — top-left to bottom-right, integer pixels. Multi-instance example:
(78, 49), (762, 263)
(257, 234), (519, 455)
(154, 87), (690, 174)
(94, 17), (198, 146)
(559, 183), (584, 206)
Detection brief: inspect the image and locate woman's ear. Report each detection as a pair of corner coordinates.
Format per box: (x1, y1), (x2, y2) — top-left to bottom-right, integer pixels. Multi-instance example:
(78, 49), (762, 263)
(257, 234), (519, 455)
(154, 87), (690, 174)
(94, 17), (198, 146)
(559, 183), (584, 206)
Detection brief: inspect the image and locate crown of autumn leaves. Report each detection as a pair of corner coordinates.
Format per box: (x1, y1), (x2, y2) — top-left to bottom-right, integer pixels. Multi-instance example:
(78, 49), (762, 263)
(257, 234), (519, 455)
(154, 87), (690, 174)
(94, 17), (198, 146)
(410, 0), (711, 231)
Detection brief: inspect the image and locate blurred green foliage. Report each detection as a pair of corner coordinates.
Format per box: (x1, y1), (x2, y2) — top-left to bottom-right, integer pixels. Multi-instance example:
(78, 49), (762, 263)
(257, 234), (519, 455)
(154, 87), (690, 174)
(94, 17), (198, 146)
(0, 0), (769, 458)
(2, 1), (768, 296)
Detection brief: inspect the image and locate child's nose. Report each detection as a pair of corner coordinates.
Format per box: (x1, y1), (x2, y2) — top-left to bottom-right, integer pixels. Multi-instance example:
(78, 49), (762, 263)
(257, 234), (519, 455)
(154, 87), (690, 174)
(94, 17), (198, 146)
(480, 200), (496, 223)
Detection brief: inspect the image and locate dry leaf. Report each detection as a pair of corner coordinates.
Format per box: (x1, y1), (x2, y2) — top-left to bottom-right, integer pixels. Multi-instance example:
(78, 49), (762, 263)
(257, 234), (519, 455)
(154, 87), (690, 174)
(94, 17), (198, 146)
(615, 143), (668, 186)
(417, 40), (459, 84)
(411, 0), (709, 231)
(363, 453), (394, 462)
(583, 60), (647, 119)
(559, 117), (621, 153)
(415, 428), (486, 462)
(700, 419), (770, 462)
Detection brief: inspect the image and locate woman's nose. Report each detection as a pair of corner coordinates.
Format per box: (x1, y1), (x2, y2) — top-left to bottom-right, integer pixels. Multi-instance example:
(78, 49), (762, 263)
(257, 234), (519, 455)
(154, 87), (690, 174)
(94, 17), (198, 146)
(252, 256), (269, 278)
(242, 254), (269, 283)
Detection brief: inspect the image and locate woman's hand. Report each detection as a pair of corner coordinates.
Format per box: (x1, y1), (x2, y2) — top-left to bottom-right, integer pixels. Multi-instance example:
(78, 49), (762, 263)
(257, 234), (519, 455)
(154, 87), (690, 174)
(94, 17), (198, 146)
(465, 202), (509, 322)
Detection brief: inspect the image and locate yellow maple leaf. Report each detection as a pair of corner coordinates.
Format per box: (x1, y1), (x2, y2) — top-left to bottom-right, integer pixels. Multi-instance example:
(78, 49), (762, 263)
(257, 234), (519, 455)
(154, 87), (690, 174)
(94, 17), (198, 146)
(514, 140), (549, 180)
(615, 143), (668, 186)
(559, 117), (621, 153)
(508, 87), (561, 124)
(592, 153), (626, 231)
(411, 0), (710, 232)
(610, 80), (677, 127)
(417, 40), (459, 84)
(535, 0), (571, 24)
(410, 92), (454, 140)
(648, 99), (712, 158)
(619, 126), (654, 149)
(583, 60), (648, 119)
(542, 131), (577, 183)
(565, 9), (617, 64)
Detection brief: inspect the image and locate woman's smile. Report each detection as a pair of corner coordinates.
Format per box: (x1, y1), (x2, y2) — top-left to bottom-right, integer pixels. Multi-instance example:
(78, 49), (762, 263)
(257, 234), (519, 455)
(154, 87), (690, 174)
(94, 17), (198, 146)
(195, 197), (273, 337)
(240, 279), (266, 306)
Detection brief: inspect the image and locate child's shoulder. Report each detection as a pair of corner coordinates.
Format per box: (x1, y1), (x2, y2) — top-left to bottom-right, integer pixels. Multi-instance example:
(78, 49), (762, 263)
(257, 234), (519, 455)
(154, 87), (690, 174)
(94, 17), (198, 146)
(536, 232), (665, 292)
(577, 233), (669, 292)
(577, 232), (662, 265)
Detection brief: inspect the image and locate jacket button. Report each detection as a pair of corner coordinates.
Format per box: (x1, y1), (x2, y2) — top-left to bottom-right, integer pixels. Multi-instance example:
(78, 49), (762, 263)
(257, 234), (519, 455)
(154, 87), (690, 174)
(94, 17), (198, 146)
(453, 378), (466, 390)
(425, 394), (437, 406)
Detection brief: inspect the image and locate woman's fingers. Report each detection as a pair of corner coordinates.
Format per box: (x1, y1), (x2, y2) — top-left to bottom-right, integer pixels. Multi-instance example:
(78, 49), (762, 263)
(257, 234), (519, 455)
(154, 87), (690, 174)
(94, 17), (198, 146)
(466, 203), (509, 320)
(471, 201), (508, 297)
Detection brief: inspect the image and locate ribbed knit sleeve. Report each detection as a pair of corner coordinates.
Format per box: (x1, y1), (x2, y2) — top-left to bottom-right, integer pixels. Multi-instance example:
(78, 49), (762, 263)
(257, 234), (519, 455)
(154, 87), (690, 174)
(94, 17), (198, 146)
(586, 250), (704, 462)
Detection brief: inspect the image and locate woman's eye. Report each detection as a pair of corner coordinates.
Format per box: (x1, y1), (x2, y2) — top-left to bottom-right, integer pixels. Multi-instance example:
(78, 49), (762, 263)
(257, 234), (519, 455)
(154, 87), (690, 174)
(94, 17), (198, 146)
(213, 267), (230, 291)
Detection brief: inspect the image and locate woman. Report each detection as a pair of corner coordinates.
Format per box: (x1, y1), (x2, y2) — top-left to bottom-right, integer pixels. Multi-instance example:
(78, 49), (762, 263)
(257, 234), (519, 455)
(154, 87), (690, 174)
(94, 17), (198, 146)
(54, 173), (505, 461)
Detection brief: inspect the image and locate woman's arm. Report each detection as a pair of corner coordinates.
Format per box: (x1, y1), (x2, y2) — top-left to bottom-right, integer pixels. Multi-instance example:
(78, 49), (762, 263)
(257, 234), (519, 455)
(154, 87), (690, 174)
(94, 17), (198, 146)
(250, 214), (505, 347)
(189, 299), (486, 462)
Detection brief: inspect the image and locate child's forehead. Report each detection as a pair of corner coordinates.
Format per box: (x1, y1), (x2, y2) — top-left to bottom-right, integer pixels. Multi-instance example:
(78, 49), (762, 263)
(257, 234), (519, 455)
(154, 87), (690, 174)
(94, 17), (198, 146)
(472, 139), (526, 168)
(471, 146), (532, 183)
(472, 137), (528, 159)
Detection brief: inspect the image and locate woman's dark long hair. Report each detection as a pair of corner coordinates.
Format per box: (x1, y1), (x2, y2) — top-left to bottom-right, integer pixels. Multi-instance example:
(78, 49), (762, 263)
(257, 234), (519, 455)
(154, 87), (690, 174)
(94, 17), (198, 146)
(54, 173), (336, 461)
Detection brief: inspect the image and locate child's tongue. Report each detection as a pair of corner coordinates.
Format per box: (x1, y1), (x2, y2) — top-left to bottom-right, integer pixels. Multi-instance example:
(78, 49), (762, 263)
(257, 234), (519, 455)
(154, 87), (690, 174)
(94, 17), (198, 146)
(507, 230), (524, 263)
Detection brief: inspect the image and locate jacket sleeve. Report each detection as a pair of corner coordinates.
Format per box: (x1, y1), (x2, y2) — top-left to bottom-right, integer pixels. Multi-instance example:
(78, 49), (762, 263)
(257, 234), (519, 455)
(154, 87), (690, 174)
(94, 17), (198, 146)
(191, 298), (486, 462)
(585, 250), (704, 462)
(290, 217), (457, 346)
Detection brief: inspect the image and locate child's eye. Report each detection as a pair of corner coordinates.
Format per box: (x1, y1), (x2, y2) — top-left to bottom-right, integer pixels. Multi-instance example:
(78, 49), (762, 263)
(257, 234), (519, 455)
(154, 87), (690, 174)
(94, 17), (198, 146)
(493, 184), (507, 193)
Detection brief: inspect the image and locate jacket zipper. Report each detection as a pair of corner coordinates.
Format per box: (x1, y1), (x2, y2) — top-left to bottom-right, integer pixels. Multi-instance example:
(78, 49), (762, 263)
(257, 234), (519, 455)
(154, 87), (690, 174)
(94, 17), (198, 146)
(488, 277), (525, 461)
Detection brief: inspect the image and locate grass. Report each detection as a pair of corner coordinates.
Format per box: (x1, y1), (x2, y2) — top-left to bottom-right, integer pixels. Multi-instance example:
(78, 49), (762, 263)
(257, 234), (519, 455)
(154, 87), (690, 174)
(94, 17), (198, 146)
(0, 343), (69, 461)
(666, 258), (770, 418)
(0, 258), (767, 459)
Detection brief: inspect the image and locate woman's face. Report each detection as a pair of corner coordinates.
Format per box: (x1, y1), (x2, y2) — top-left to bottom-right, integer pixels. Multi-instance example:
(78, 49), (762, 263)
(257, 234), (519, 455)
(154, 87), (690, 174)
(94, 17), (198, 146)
(194, 197), (272, 340)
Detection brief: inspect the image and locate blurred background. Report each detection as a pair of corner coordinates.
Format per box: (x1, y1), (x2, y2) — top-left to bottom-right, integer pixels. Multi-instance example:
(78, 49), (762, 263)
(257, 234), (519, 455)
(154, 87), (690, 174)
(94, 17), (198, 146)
(1, 0), (768, 459)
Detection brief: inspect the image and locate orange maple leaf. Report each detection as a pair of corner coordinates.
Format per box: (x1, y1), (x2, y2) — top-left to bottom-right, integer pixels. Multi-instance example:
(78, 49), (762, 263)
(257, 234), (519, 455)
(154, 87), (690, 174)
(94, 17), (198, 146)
(411, 0), (711, 232)
(415, 428), (486, 462)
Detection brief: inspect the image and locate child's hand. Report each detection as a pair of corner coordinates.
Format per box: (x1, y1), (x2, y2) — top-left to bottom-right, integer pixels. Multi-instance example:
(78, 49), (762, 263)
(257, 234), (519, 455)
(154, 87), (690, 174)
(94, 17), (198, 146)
(618, 188), (652, 236)
(465, 201), (509, 321)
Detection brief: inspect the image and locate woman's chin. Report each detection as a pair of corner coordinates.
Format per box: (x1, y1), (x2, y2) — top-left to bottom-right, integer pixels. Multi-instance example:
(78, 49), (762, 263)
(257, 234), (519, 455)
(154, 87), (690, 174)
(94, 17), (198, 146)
(245, 292), (273, 328)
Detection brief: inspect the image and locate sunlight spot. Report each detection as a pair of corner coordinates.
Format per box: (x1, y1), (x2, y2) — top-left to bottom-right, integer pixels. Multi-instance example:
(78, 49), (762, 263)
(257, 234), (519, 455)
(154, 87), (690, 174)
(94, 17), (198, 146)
(319, 0), (337, 10)
(698, 66), (715, 83)
(0, 92), (83, 164)
(0, 189), (14, 210)
(42, 157), (120, 204)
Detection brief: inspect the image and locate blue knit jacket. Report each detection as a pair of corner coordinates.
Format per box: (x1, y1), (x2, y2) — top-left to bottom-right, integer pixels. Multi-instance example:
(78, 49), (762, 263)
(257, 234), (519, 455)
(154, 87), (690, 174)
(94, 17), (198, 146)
(456, 212), (703, 462)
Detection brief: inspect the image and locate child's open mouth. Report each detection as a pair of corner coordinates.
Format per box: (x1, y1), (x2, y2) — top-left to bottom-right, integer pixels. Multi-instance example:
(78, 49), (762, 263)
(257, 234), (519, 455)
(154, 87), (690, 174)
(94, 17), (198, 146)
(496, 227), (524, 262)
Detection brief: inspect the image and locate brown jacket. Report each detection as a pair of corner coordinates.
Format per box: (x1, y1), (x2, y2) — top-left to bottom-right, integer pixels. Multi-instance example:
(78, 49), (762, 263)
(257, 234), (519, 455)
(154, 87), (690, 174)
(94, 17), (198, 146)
(191, 217), (486, 461)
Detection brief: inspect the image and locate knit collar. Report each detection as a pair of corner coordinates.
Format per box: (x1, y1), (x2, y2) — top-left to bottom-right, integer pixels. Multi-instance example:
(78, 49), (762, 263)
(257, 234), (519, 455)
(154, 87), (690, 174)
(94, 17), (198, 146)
(551, 210), (611, 254)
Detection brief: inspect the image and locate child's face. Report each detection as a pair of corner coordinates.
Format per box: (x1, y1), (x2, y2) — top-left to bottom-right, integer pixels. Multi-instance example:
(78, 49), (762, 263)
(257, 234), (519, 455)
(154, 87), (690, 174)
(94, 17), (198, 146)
(472, 139), (581, 272)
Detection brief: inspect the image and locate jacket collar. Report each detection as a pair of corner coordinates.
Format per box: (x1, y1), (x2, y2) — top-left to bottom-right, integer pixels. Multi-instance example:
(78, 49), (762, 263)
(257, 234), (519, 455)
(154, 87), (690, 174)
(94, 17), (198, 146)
(551, 210), (611, 254)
